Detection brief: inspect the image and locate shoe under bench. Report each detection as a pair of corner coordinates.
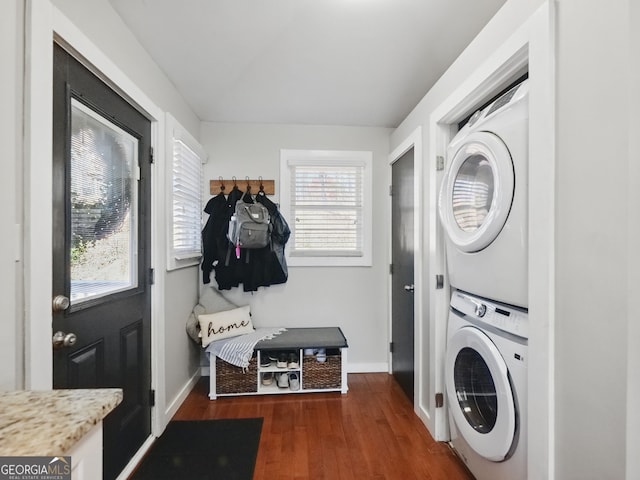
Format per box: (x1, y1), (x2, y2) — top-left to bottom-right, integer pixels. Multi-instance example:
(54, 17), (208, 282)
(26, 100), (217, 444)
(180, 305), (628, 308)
(208, 327), (349, 399)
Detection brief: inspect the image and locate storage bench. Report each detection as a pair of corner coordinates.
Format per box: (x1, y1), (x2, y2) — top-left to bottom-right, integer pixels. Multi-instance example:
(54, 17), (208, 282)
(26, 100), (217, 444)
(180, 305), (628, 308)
(209, 327), (348, 399)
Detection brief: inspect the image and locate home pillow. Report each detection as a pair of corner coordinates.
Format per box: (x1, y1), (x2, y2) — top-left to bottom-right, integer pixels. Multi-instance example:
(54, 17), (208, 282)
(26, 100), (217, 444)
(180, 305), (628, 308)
(186, 287), (238, 344)
(198, 305), (254, 348)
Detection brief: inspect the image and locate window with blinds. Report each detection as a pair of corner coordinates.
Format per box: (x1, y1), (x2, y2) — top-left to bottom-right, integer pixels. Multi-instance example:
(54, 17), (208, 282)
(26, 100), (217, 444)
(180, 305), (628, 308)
(281, 150), (373, 267)
(166, 113), (207, 270)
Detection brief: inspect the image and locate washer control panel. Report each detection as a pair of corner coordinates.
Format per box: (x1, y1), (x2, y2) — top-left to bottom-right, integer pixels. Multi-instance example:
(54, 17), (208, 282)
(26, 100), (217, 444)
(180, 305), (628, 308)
(451, 290), (528, 339)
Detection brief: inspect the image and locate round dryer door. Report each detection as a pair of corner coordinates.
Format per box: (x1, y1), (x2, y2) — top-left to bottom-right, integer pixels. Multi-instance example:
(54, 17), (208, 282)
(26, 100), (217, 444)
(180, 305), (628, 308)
(445, 325), (517, 462)
(438, 131), (514, 252)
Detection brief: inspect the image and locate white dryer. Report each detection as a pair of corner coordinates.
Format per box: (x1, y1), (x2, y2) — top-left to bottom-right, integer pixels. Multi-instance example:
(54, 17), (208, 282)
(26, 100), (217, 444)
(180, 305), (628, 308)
(445, 289), (528, 480)
(439, 80), (529, 308)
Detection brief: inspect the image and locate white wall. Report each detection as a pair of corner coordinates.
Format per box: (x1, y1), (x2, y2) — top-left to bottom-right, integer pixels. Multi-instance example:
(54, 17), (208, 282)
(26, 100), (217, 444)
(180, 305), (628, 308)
(627, 3), (640, 479)
(163, 267), (200, 399)
(554, 1), (629, 478)
(0, 0), (24, 390)
(199, 122), (392, 371)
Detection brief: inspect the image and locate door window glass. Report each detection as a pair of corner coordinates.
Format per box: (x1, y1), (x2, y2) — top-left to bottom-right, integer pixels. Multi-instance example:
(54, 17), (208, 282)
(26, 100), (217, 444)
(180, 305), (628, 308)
(452, 154), (494, 232)
(453, 347), (497, 434)
(69, 99), (139, 303)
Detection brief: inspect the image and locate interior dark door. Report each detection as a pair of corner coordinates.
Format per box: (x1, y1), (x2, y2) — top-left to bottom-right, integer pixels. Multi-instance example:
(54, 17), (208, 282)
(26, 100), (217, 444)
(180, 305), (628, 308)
(391, 148), (415, 403)
(52, 43), (152, 480)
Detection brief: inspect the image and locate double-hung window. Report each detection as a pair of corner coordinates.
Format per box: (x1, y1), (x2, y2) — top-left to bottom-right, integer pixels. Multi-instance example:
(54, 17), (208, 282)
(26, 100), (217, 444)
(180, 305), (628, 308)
(166, 113), (207, 270)
(280, 149), (372, 267)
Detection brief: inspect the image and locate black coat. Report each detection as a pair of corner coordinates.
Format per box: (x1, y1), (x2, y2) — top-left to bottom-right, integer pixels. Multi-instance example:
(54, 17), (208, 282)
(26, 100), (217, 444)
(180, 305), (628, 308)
(256, 191), (290, 286)
(200, 192), (227, 284)
(201, 186), (243, 286)
(214, 186), (245, 289)
(201, 187), (290, 291)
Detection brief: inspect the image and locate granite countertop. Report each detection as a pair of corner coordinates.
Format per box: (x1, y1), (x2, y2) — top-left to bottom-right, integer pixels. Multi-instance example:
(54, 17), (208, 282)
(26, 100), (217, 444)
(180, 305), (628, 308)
(0, 389), (122, 456)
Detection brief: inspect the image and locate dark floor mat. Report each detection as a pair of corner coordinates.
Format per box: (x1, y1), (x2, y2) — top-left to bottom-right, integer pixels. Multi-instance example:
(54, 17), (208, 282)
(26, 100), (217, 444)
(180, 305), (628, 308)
(129, 418), (263, 480)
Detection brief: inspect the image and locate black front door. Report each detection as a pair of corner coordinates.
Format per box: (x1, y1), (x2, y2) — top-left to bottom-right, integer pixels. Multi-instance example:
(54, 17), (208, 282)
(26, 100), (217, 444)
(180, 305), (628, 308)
(391, 148), (415, 403)
(52, 43), (152, 480)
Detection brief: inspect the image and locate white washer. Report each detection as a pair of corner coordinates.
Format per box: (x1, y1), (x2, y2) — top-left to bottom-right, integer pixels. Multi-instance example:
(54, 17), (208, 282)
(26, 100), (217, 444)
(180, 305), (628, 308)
(445, 289), (528, 480)
(439, 80), (529, 308)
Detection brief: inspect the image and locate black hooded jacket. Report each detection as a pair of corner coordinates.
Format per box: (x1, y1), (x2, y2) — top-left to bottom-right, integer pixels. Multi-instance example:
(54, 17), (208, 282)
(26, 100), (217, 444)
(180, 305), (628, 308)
(201, 187), (290, 291)
(255, 191), (290, 286)
(201, 185), (243, 285)
(200, 192), (227, 284)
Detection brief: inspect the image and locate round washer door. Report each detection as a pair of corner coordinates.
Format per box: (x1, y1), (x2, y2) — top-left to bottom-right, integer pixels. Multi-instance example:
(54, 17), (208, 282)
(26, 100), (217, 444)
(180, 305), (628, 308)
(438, 131), (514, 253)
(445, 325), (516, 461)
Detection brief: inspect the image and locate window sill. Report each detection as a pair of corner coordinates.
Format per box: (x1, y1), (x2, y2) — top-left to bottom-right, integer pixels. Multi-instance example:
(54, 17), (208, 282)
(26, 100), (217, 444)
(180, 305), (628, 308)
(286, 255), (372, 267)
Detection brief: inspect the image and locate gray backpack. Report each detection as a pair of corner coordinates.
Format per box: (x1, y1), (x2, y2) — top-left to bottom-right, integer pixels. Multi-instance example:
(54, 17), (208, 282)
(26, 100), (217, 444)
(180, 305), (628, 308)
(227, 200), (271, 250)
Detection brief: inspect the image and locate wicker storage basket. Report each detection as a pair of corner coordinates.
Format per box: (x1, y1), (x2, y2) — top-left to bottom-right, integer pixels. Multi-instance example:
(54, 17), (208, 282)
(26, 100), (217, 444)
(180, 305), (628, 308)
(215, 355), (258, 394)
(302, 352), (342, 390)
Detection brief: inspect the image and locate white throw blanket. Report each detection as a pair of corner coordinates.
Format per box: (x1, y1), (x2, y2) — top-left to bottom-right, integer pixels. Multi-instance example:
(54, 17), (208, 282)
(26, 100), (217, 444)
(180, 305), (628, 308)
(205, 327), (286, 368)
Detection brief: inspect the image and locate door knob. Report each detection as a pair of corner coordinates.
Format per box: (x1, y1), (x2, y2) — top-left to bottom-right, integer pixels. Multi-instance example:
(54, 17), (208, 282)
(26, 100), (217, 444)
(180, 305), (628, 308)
(403, 284), (415, 293)
(52, 331), (77, 349)
(52, 295), (70, 312)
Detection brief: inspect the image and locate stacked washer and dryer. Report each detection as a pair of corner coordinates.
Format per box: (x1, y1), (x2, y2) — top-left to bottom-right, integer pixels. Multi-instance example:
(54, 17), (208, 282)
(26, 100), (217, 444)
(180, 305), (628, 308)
(438, 80), (529, 480)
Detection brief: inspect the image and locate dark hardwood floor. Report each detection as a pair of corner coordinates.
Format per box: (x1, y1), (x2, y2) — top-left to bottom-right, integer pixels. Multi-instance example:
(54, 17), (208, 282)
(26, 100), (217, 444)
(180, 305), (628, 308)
(172, 373), (474, 479)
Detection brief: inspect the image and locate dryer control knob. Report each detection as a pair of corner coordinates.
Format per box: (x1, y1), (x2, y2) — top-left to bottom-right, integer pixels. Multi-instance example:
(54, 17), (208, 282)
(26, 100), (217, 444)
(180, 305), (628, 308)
(475, 303), (487, 317)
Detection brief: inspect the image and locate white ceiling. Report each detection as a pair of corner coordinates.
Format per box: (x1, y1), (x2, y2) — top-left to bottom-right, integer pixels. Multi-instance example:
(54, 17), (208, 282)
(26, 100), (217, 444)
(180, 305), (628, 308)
(108, 0), (506, 128)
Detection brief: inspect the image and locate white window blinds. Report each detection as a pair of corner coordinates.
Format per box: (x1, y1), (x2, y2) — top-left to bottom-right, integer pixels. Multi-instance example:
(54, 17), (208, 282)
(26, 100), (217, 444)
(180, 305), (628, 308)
(290, 162), (364, 257)
(281, 149), (373, 267)
(166, 113), (207, 270)
(172, 139), (203, 260)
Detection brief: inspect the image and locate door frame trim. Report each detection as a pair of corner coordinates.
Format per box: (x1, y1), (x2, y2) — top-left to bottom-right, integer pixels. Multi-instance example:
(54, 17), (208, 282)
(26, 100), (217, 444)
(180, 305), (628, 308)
(24, 0), (167, 439)
(426, 3), (556, 476)
(388, 127), (423, 413)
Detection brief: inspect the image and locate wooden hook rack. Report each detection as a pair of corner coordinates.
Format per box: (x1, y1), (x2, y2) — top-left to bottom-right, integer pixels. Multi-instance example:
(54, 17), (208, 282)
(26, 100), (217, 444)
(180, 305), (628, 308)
(210, 178), (275, 196)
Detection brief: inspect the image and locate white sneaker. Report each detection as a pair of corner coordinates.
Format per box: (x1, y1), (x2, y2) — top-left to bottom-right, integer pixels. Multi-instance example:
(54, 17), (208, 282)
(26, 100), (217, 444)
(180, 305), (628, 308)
(276, 353), (288, 368)
(287, 352), (299, 368)
(288, 372), (300, 391)
(316, 348), (326, 363)
(277, 372), (289, 388)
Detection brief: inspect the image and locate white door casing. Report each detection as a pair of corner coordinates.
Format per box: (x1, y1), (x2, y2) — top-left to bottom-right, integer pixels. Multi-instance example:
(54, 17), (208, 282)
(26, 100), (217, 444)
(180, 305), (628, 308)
(422, 8), (555, 472)
(388, 127), (423, 416)
(24, 0), (168, 447)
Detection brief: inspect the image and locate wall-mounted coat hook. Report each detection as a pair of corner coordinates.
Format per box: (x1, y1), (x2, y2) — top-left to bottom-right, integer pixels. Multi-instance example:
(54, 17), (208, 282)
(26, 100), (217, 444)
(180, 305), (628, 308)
(210, 177), (275, 195)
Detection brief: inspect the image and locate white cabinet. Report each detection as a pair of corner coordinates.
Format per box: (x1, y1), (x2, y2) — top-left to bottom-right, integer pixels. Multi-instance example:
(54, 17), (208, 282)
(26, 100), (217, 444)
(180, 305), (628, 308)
(67, 423), (103, 480)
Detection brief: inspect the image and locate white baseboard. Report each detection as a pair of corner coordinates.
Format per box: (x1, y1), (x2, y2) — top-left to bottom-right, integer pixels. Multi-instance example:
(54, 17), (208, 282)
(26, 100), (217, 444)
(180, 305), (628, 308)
(115, 435), (155, 480)
(417, 404), (450, 442)
(417, 406), (433, 438)
(164, 371), (200, 421)
(116, 373), (198, 480)
(347, 362), (389, 373)
(116, 372), (200, 479)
